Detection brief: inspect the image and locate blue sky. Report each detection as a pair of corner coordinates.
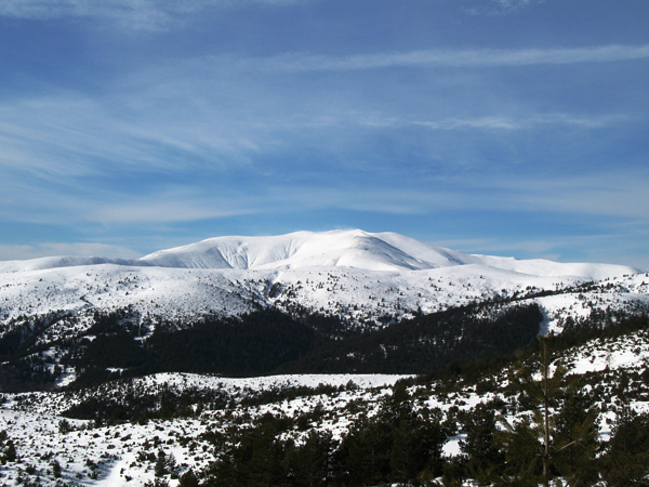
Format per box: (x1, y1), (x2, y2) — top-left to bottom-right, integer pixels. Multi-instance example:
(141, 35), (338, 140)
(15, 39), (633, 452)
(1, 0), (648, 268)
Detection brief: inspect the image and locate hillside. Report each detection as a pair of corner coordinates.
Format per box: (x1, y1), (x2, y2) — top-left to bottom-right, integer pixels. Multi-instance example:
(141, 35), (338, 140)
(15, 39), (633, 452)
(0, 230), (648, 485)
(0, 230), (647, 391)
(0, 312), (648, 486)
(0, 230), (644, 329)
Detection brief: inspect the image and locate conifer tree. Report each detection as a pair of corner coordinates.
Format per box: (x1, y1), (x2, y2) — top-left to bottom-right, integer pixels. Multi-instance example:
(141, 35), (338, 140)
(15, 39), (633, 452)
(178, 469), (199, 487)
(552, 387), (599, 486)
(493, 336), (601, 486)
(496, 336), (567, 486)
(601, 407), (649, 486)
(154, 450), (167, 478)
(459, 403), (506, 484)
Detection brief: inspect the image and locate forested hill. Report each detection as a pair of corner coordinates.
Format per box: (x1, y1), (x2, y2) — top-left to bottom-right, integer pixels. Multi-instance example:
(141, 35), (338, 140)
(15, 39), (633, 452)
(1, 307), (648, 486)
(1, 229), (647, 391)
(1, 230), (645, 338)
(1, 302), (543, 390)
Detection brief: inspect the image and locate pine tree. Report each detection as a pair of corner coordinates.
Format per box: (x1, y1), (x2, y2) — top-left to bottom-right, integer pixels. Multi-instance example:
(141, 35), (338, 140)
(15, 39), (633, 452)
(51, 459), (62, 478)
(460, 403), (505, 484)
(178, 469), (199, 487)
(154, 450), (167, 477)
(166, 452), (178, 478)
(601, 407), (649, 486)
(552, 387), (599, 486)
(496, 336), (567, 486)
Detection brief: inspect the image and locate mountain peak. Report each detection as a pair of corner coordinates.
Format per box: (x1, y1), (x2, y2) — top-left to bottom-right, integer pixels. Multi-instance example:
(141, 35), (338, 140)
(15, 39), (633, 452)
(0, 230), (639, 279)
(137, 229), (473, 272)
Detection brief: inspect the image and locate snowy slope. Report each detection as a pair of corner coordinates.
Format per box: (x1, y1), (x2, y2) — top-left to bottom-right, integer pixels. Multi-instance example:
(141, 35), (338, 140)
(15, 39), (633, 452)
(137, 229), (476, 271)
(1, 230), (648, 487)
(2, 324), (649, 487)
(0, 255), (137, 274)
(0, 230), (645, 336)
(0, 229), (638, 277)
(137, 229), (638, 278)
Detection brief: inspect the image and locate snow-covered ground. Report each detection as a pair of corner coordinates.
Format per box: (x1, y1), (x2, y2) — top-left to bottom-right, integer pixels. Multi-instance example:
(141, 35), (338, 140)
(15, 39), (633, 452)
(0, 373), (405, 486)
(2, 322), (648, 487)
(1, 230), (648, 486)
(0, 230), (646, 337)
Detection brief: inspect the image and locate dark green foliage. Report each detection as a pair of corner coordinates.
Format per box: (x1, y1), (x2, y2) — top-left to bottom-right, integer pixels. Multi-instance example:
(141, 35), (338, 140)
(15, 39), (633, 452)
(280, 303), (543, 374)
(63, 309), (149, 388)
(418, 312), (649, 401)
(202, 385), (448, 487)
(154, 450), (167, 477)
(457, 403), (505, 483)
(0, 430), (16, 464)
(203, 415), (295, 487)
(61, 376), (362, 422)
(495, 415), (547, 486)
(552, 388), (600, 486)
(600, 408), (649, 486)
(0, 312), (72, 390)
(3, 288), (649, 393)
(54, 303), (546, 388)
(548, 311), (649, 354)
(145, 479), (170, 487)
(285, 430), (338, 487)
(490, 338), (602, 487)
(238, 382), (344, 408)
(58, 419), (72, 434)
(66, 309), (324, 387)
(178, 469), (200, 487)
(0, 312), (69, 358)
(147, 309), (319, 376)
(62, 380), (226, 422)
(51, 459), (62, 478)
(13, 303), (647, 393)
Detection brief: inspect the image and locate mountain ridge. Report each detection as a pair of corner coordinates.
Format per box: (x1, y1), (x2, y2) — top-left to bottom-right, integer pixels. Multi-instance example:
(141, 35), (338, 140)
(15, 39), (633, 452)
(0, 229), (641, 277)
(0, 230), (647, 486)
(0, 230), (645, 337)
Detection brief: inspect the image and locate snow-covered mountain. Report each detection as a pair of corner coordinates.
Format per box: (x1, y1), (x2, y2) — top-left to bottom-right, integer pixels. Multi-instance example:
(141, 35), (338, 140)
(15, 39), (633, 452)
(1, 229), (638, 276)
(1, 229), (647, 486)
(0, 229), (646, 334)
(137, 230), (475, 271)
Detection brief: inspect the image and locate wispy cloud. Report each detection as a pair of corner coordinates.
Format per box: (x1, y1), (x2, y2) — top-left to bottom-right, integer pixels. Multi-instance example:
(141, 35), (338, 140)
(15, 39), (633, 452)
(253, 166), (649, 223)
(0, 0), (305, 30)
(92, 191), (257, 224)
(430, 233), (649, 269)
(450, 170), (649, 221)
(0, 79), (641, 228)
(432, 236), (559, 256)
(252, 44), (649, 72)
(0, 242), (141, 261)
(463, 0), (541, 16)
(409, 113), (632, 131)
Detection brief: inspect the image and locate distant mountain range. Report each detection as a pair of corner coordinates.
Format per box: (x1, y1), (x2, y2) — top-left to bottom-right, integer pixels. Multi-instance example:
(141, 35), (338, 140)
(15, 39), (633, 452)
(0, 229), (644, 326)
(0, 230), (647, 388)
(0, 229), (640, 276)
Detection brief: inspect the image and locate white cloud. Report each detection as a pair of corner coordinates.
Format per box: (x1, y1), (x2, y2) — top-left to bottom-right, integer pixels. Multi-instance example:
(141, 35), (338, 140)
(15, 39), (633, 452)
(429, 233), (649, 269)
(0, 0), (306, 30)
(92, 197), (255, 224)
(432, 236), (558, 255)
(410, 113), (632, 131)
(256, 44), (649, 72)
(0, 35), (646, 233)
(0, 242), (142, 261)
(463, 0), (541, 16)
(453, 170), (649, 220)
